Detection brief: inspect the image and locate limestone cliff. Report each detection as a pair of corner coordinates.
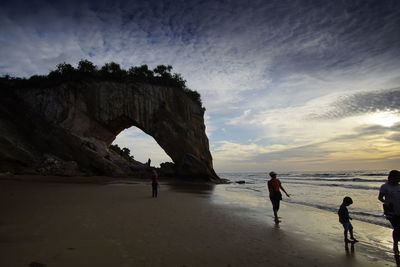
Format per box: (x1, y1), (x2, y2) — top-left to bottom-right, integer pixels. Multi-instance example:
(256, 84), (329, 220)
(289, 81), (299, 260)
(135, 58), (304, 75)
(0, 81), (219, 181)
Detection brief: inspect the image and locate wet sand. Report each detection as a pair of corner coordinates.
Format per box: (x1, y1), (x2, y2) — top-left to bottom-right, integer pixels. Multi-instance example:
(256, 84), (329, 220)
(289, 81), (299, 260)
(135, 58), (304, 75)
(0, 176), (396, 267)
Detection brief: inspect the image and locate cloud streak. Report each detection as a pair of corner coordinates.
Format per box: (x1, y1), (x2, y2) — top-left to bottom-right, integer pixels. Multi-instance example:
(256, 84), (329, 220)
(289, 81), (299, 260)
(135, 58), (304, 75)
(313, 88), (400, 120)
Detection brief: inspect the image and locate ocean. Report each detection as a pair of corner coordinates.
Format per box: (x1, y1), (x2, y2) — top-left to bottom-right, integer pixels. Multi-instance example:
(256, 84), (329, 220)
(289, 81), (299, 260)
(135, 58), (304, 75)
(216, 170), (391, 228)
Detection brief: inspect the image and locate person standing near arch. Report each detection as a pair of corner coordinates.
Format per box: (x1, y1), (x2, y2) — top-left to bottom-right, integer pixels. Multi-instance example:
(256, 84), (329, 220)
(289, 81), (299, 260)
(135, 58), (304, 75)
(267, 171), (290, 223)
(378, 170), (400, 254)
(151, 169), (159, 198)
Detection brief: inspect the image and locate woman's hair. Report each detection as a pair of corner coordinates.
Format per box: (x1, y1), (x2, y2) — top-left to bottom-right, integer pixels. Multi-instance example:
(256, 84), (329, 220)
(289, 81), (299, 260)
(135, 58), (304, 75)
(388, 170), (400, 180)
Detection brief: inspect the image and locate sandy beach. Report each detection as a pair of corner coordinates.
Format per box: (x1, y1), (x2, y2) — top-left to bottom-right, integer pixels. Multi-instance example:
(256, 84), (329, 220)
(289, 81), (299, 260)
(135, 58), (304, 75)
(0, 176), (396, 267)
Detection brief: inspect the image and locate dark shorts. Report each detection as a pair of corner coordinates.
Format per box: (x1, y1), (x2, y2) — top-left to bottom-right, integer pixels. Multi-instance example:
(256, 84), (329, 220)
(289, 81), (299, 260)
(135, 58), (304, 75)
(270, 192), (282, 211)
(341, 222), (353, 231)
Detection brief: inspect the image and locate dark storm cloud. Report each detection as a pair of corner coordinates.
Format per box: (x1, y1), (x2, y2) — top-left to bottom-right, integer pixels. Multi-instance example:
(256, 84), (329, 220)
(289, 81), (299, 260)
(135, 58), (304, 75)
(314, 87), (400, 119)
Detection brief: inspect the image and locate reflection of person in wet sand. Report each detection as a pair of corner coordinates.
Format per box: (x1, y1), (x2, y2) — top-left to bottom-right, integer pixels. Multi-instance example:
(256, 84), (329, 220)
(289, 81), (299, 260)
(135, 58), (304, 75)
(378, 170), (400, 254)
(267, 171), (290, 223)
(338, 196), (358, 243)
(345, 241), (355, 256)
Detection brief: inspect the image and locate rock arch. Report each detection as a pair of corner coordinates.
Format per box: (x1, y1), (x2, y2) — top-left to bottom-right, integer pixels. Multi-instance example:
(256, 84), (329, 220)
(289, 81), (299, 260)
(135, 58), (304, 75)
(5, 81), (219, 181)
(112, 127), (172, 166)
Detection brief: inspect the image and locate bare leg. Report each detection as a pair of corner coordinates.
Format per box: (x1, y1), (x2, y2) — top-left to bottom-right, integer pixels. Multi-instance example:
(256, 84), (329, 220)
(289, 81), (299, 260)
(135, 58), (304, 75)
(272, 199), (280, 222)
(344, 229), (350, 243)
(273, 210), (279, 222)
(389, 217), (400, 254)
(349, 229), (358, 242)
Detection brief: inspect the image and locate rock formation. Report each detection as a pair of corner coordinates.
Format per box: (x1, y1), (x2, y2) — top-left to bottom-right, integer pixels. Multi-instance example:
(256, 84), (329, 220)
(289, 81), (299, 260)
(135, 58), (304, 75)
(0, 81), (220, 181)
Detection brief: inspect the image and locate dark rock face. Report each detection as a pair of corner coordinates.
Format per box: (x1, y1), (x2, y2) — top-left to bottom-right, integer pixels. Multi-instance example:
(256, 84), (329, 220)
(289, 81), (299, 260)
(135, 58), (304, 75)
(0, 81), (219, 181)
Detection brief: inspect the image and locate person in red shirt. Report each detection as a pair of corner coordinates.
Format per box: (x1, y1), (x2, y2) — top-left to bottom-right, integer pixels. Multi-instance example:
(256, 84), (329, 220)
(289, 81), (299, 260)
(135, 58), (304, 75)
(267, 171), (290, 223)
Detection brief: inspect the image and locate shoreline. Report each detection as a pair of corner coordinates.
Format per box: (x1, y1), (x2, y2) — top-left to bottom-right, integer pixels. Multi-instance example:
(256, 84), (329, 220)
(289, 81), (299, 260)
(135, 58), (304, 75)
(0, 174), (158, 184)
(0, 177), (396, 266)
(213, 183), (396, 262)
(0, 174), (219, 186)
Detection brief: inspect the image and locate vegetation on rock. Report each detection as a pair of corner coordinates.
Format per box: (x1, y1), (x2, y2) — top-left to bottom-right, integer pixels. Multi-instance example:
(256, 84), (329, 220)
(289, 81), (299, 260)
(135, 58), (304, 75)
(109, 144), (135, 162)
(0, 60), (202, 106)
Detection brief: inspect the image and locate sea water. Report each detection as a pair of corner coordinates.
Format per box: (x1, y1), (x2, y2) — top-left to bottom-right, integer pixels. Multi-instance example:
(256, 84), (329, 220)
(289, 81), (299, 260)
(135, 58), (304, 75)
(217, 170), (391, 228)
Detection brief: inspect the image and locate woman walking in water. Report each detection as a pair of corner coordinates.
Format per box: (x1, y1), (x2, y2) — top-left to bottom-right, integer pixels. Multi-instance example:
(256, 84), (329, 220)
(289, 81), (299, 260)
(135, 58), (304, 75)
(378, 170), (400, 254)
(267, 171), (290, 223)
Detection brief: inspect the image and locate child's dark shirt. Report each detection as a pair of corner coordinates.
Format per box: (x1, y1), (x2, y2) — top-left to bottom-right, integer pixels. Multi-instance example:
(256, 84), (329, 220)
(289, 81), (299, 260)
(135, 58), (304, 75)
(338, 204), (350, 224)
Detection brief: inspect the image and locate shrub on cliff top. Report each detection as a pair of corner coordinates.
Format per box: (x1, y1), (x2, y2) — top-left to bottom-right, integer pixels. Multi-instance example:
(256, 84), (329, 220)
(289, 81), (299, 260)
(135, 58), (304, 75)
(109, 144), (135, 162)
(78, 59), (97, 73)
(0, 60), (202, 106)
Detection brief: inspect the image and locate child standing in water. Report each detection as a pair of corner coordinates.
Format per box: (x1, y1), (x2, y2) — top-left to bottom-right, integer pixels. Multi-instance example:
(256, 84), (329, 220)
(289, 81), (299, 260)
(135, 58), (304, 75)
(151, 170), (159, 198)
(338, 196), (358, 243)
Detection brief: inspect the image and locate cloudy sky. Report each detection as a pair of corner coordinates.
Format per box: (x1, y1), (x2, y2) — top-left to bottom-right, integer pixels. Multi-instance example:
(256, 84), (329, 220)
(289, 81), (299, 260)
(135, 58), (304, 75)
(1, 0), (400, 172)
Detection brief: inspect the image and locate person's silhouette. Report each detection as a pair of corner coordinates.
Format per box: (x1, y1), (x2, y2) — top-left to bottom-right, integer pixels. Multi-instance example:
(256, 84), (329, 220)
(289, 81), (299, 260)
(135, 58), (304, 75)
(378, 170), (400, 254)
(151, 170), (159, 198)
(267, 171), (290, 223)
(338, 196), (358, 243)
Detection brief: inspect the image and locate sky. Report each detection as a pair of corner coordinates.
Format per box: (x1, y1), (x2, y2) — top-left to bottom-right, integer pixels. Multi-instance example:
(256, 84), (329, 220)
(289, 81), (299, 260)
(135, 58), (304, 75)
(1, 0), (400, 173)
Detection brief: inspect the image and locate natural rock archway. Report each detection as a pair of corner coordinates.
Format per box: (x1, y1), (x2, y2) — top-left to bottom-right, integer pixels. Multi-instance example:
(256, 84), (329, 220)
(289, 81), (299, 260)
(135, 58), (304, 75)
(112, 127), (172, 166)
(0, 81), (220, 181)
